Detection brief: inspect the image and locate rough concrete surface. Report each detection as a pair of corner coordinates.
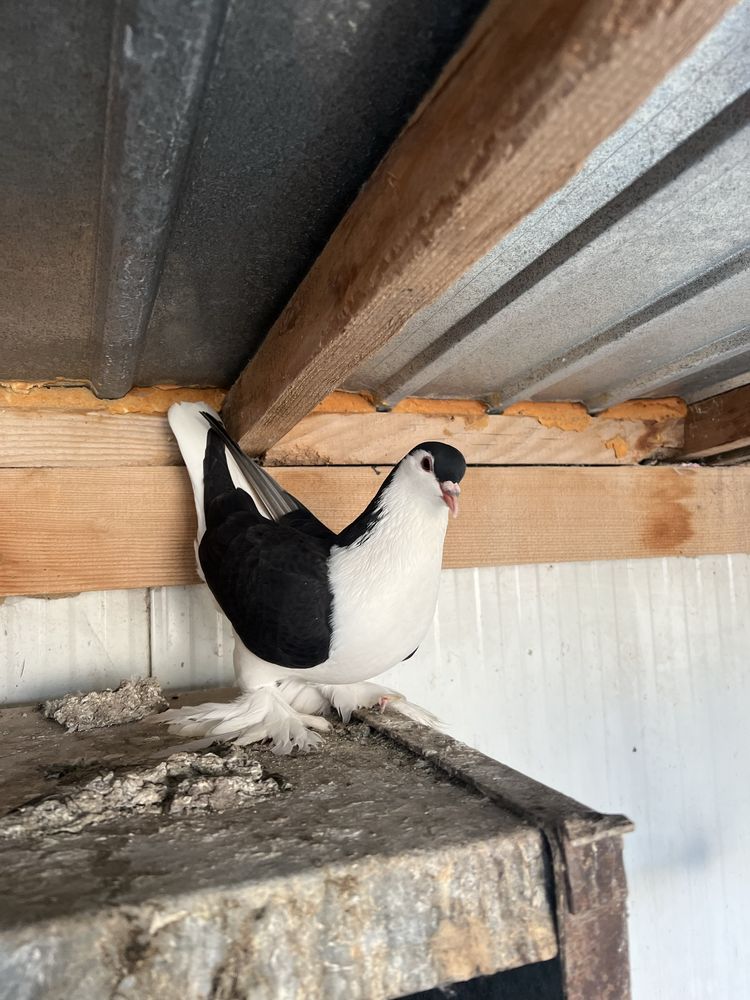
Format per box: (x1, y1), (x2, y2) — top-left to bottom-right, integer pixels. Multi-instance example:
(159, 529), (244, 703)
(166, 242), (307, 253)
(0, 691), (558, 1000)
(0, 744), (281, 838)
(42, 677), (168, 731)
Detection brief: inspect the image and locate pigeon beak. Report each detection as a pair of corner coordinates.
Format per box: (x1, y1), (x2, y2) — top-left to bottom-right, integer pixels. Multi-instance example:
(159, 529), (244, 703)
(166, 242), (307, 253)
(440, 481), (460, 518)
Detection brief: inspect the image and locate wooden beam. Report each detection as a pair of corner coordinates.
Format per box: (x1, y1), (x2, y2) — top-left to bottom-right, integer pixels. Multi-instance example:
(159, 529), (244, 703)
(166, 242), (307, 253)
(222, 0), (733, 454)
(0, 397), (685, 468)
(267, 399), (685, 466)
(0, 467), (197, 596)
(1, 466), (747, 597)
(680, 384), (750, 459)
(0, 411), (179, 468)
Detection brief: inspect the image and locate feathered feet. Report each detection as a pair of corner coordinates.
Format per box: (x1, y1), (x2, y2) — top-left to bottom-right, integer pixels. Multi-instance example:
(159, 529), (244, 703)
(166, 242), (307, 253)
(161, 685), (331, 755)
(279, 680), (441, 729)
(162, 680), (439, 756)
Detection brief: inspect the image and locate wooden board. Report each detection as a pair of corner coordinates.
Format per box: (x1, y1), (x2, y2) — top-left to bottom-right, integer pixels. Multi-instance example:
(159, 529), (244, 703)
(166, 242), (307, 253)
(1, 466), (747, 597)
(267, 403), (685, 466)
(0, 410), (179, 468)
(222, 0), (732, 454)
(0, 400), (685, 468)
(680, 384), (750, 459)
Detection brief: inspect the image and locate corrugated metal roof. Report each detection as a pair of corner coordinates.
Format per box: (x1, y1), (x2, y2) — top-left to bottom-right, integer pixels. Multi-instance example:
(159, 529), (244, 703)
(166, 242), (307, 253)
(345, 1), (750, 408)
(0, 0), (485, 396)
(2, 2), (748, 408)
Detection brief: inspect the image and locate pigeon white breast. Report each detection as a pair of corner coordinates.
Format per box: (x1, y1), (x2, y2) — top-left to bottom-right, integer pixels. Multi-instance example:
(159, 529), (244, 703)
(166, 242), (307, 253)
(163, 402), (466, 753)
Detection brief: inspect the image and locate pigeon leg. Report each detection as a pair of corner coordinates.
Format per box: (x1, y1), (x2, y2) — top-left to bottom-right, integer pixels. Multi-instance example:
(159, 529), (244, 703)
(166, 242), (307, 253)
(317, 682), (441, 729)
(274, 679), (333, 732)
(161, 685), (327, 755)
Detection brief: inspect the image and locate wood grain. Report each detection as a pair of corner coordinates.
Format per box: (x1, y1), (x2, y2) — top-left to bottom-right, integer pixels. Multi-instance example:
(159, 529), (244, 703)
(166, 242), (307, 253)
(0, 410), (180, 468)
(0, 467), (197, 596)
(680, 384), (750, 459)
(222, 0), (732, 454)
(1, 466), (747, 597)
(0, 404), (683, 468)
(266, 409), (684, 466)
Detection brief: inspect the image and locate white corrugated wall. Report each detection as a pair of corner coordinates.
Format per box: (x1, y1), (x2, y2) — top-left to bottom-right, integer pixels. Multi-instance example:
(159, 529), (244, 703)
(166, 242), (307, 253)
(2, 554), (748, 999)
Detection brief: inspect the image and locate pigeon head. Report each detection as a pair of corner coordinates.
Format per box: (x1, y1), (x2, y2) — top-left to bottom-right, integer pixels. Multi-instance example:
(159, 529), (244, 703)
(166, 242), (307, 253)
(402, 441), (466, 518)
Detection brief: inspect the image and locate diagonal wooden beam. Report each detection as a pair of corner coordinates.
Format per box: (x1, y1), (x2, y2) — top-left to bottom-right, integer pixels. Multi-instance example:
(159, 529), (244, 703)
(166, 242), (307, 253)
(222, 0), (734, 454)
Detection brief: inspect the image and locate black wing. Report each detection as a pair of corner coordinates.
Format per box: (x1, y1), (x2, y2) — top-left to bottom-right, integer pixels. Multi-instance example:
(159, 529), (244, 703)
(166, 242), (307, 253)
(200, 428), (334, 668)
(199, 507), (333, 668)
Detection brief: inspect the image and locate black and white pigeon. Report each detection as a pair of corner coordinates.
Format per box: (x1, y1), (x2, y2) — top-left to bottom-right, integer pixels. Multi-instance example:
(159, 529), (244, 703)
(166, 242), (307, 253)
(162, 403), (466, 753)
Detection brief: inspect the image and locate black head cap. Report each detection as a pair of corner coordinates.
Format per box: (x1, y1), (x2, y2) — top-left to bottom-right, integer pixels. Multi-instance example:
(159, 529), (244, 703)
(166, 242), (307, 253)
(411, 441), (466, 484)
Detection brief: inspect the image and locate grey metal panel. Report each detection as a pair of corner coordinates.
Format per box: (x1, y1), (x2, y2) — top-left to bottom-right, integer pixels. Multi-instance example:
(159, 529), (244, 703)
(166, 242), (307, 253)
(638, 333), (750, 403)
(0, 0), (485, 391)
(90, 0), (229, 398)
(479, 244), (750, 409)
(345, 2), (750, 407)
(0, 1), (112, 379)
(134, 0), (486, 389)
(529, 267), (750, 409)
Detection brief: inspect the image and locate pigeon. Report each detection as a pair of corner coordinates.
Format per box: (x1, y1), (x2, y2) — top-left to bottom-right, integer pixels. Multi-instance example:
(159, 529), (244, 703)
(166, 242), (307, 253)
(162, 402), (466, 753)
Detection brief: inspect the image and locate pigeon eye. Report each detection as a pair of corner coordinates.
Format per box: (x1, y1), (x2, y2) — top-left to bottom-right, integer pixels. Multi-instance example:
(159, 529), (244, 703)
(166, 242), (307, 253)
(421, 456), (432, 473)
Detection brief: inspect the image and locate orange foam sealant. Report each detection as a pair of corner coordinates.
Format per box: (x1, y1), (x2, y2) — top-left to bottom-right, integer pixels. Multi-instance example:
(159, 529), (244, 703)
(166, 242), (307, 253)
(503, 400), (592, 432)
(598, 397), (687, 422)
(0, 382), (227, 415)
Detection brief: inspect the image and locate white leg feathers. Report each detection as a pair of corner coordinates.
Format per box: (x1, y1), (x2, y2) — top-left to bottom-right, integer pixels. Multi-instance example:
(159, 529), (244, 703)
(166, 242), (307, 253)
(161, 679), (439, 755)
(317, 682), (442, 728)
(161, 685), (329, 755)
(273, 678), (441, 728)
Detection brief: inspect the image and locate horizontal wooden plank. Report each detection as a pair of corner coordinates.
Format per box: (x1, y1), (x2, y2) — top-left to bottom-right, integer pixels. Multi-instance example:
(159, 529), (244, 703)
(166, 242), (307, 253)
(680, 384), (750, 459)
(0, 410), (179, 468)
(267, 403), (685, 466)
(1, 466), (747, 597)
(0, 398), (684, 468)
(0, 468), (198, 595)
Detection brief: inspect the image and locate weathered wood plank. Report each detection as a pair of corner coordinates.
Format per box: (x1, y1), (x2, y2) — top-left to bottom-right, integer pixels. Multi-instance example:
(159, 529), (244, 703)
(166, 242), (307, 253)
(1, 466), (747, 596)
(222, 0), (732, 454)
(267, 401), (685, 466)
(680, 384), (750, 459)
(0, 468), (197, 596)
(0, 398), (685, 468)
(0, 410), (180, 468)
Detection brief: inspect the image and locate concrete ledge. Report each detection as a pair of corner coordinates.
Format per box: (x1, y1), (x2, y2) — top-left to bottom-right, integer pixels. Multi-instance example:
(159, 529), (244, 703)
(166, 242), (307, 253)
(0, 691), (628, 999)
